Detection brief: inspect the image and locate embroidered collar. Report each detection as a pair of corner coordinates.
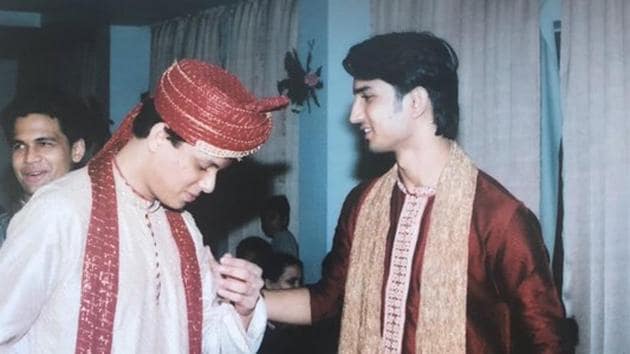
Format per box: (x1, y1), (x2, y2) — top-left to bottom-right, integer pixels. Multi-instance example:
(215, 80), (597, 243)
(396, 177), (436, 197)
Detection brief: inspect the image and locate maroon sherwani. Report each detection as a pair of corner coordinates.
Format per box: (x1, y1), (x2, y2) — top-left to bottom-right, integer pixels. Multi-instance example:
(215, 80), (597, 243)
(309, 171), (566, 353)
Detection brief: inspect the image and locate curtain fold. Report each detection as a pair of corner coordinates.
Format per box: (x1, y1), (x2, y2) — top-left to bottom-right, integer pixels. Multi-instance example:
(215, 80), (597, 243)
(560, 1), (630, 353)
(371, 0), (541, 216)
(150, 0), (298, 253)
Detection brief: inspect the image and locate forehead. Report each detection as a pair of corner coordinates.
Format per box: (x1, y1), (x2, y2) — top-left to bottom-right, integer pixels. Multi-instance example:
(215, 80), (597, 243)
(13, 113), (67, 141)
(352, 78), (395, 94)
(281, 264), (302, 277)
(184, 143), (233, 169)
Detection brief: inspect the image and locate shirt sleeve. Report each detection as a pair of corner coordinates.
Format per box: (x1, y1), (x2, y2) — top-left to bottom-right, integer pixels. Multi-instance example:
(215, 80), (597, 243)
(183, 214), (266, 354)
(489, 204), (566, 353)
(0, 192), (83, 345)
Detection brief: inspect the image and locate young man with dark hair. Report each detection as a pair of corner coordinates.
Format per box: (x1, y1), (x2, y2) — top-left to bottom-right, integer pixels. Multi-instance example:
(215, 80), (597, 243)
(260, 194), (299, 257)
(0, 60), (289, 353)
(0, 89), (111, 245)
(265, 32), (566, 353)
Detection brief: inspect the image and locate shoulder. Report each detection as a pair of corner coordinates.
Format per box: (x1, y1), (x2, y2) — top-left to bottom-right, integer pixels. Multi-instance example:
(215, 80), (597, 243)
(343, 178), (380, 211)
(474, 171), (528, 212)
(472, 171), (539, 234)
(7, 168), (92, 249)
(12, 168), (91, 230)
(35, 168), (91, 200)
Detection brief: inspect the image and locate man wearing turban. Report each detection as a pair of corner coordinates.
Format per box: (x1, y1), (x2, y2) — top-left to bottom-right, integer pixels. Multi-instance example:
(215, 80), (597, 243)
(0, 59), (288, 353)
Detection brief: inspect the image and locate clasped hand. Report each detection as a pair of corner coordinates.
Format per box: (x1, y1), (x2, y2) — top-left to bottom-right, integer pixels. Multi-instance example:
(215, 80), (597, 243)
(212, 253), (264, 323)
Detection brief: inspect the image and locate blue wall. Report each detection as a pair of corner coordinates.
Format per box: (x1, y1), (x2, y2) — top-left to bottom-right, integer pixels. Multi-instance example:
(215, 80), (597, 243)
(109, 26), (151, 128)
(0, 10), (40, 27)
(297, 0), (328, 283)
(298, 0), (370, 282)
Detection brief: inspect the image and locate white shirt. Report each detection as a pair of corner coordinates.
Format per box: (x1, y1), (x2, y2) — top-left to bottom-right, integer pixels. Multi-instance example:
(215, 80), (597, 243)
(0, 167), (266, 353)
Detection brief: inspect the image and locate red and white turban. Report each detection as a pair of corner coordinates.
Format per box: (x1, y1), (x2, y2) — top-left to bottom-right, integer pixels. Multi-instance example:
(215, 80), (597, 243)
(155, 59), (289, 158)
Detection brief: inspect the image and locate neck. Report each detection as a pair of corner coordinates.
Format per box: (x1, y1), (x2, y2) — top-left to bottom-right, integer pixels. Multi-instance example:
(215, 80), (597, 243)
(395, 135), (452, 189)
(114, 140), (155, 202)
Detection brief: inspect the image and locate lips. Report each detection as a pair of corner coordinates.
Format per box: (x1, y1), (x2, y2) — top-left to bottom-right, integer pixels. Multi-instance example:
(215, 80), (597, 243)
(361, 126), (372, 139)
(183, 192), (198, 203)
(21, 169), (50, 185)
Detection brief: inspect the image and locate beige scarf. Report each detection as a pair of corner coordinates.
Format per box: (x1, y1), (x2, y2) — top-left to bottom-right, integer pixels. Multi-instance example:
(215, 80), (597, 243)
(339, 143), (478, 354)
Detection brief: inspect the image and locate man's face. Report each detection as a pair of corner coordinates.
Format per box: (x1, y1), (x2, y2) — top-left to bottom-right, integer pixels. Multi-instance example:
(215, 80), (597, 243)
(147, 136), (232, 210)
(11, 113), (84, 198)
(260, 210), (280, 237)
(349, 79), (415, 153)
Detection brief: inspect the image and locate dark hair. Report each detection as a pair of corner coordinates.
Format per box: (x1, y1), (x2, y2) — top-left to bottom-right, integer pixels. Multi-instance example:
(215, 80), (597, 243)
(343, 31), (460, 139)
(0, 88), (112, 167)
(132, 97), (185, 146)
(263, 252), (303, 283)
(262, 195), (290, 217)
(236, 236), (272, 269)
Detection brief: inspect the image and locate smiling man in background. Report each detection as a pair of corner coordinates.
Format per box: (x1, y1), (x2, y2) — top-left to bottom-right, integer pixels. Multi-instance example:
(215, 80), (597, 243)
(0, 90), (110, 245)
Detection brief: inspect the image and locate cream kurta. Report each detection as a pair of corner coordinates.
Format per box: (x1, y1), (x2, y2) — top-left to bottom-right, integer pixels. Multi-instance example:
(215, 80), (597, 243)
(0, 167), (266, 353)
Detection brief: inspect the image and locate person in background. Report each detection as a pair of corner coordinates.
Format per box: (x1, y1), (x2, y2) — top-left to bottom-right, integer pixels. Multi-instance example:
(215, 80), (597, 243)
(263, 252), (303, 290)
(259, 252), (304, 354)
(236, 235), (273, 269)
(0, 89), (111, 246)
(264, 32), (567, 353)
(0, 59), (289, 353)
(260, 194), (298, 257)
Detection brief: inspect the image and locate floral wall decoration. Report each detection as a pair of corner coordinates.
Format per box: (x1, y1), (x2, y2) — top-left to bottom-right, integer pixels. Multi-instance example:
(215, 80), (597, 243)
(277, 39), (324, 113)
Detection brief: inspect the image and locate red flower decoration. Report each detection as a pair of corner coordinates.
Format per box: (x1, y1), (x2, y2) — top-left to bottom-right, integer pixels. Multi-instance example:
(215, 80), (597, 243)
(277, 40), (324, 113)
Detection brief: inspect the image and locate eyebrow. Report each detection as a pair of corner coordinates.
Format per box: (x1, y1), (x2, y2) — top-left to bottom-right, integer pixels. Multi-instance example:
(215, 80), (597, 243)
(352, 85), (372, 95)
(34, 137), (58, 143)
(12, 136), (58, 145)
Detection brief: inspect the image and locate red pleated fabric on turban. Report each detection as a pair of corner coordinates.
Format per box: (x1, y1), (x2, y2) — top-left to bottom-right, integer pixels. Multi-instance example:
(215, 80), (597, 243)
(154, 59), (289, 159)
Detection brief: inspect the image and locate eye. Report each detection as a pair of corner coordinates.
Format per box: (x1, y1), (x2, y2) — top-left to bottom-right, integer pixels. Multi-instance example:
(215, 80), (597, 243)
(361, 94), (374, 102)
(11, 142), (25, 152)
(38, 141), (55, 147)
(197, 161), (214, 172)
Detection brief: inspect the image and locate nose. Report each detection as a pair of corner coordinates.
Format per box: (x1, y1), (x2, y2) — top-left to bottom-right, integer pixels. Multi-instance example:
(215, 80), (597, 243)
(24, 146), (41, 163)
(198, 170), (217, 194)
(349, 98), (363, 124)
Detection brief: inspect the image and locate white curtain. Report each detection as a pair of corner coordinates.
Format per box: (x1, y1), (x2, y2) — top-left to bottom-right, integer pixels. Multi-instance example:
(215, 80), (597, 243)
(150, 0), (299, 254)
(222, 0), (299, 252)
(150, 7), (225, 89)
(371, 0), (541, 215)
(560, 1), (630, 353)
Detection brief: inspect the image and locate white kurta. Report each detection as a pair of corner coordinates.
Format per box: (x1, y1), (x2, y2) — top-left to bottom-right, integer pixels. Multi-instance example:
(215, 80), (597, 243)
(0, 167), (266, 353)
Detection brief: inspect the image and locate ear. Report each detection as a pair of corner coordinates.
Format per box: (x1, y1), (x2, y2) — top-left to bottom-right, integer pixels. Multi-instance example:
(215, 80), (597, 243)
(408, 86), (430, 119)
(147, 122), (169, 152)
(70, 139), (86, 163)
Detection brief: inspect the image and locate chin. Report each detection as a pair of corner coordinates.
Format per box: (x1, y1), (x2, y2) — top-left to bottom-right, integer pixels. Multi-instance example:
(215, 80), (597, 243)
(162, 199), (186, 211)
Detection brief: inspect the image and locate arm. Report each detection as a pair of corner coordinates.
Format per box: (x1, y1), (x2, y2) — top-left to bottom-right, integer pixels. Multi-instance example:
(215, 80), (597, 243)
(266, 183), (370, 325)
(0, 193), (80, 345)
(264, 287), (312, 324)
(491, 205), (566, 353)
